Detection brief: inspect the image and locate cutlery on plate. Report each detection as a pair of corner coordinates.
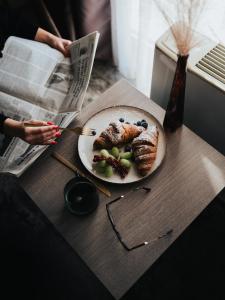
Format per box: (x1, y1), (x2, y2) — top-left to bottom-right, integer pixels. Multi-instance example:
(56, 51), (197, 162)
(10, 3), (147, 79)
(58, 126), (96, 136)
(24, 122), (96, 136)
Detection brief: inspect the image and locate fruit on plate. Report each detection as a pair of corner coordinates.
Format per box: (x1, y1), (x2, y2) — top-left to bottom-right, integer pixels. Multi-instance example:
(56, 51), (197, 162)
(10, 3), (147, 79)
(93, 145), (134, 178)
(120, 152), (132, 159)
(111, 146), (120, 158)
(120, 158), (131, 168)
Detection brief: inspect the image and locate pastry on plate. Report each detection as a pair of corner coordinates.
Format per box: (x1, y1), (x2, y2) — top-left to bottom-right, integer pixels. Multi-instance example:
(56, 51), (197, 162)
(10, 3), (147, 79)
(132, 125), (159, 176)
(94, 121), (144, 149)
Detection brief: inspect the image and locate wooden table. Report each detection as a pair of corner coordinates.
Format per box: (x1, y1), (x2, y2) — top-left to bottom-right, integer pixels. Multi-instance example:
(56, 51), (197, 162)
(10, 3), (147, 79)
(20, 79), (225, 299)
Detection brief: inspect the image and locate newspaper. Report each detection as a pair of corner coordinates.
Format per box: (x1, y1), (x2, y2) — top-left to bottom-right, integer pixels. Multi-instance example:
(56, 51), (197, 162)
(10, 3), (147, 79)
(0, 31), (99, 176)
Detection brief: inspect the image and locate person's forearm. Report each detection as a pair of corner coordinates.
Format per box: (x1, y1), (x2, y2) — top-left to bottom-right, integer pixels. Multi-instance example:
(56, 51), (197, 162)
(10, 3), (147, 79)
(2, 118), (60, 145)
(35, 28), (72, 57)
(34, 28), (52, 45)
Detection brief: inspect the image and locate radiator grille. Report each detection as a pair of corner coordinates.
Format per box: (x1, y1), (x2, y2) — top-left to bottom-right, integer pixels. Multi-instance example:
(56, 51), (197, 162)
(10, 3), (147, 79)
(196, 44), (225, 84)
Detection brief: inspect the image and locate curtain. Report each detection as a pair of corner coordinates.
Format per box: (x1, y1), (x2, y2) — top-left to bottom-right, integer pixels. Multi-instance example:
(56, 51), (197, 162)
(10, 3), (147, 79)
(71, 0), (112, 60)
(111, 0), (225, 96)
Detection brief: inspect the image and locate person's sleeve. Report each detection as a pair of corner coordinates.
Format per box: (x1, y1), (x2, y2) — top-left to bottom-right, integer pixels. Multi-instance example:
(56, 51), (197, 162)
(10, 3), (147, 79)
(0, 6), (38, 47)
(0, 114), (8, 134)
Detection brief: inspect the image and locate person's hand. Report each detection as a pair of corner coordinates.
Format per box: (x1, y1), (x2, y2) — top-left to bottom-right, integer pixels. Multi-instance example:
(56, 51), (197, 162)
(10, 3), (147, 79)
(3, 118), (61, 145)
(35, 28), (72, 57)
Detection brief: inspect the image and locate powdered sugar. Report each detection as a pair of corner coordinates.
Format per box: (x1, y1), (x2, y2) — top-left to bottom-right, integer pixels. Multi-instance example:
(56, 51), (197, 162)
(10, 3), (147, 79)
(132, 125), (158, 144)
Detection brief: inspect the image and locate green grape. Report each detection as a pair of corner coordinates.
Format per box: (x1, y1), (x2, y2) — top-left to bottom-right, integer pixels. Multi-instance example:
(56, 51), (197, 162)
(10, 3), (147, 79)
(95, 163), (106, 174)
(100, 149), (110, 158)
(111, 147), (119, 158)
(120, 152), (133, 159)
(120, 159), (131, 168)
(98, 160), (106, 168)
(105, 165), (113, 177)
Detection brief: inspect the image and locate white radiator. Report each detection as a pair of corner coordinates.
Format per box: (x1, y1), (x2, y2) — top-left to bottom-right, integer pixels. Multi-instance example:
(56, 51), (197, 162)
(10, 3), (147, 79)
(151, 29), (225, 155)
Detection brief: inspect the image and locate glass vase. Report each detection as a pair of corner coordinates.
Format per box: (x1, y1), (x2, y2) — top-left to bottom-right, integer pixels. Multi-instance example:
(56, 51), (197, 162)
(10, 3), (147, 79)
(163, 54), (189, 132)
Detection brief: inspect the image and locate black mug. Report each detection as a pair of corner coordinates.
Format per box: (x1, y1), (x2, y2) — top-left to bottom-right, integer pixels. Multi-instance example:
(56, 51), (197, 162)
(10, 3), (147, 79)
(64, 174), (99, 216)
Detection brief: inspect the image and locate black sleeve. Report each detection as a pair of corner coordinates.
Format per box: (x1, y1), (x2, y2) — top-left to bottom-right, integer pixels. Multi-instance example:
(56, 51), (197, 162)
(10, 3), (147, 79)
(0, 113), (8, 134)
(0, 6), (38, 50)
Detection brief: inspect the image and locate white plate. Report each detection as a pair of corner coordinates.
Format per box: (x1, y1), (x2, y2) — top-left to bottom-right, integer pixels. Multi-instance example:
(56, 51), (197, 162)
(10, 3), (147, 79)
(78, 105), (166, 184)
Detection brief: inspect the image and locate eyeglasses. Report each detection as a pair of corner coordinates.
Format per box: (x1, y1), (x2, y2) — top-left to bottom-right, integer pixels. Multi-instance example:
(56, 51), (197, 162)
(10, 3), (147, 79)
(106, 186), (173, 251)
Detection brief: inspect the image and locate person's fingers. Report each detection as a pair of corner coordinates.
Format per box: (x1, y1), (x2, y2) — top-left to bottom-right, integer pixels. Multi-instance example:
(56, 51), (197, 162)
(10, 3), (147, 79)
(55, 39), (72, 57)
(42, 131), (58, 141)
(25, 125), (59, 136)
(24, 120), (56, 127)
(28, 138), (57, 145)
(25, 128), (61, 145)
(24, 120), (47, 126)
(58, 42), (68, 56)
(46, 121), (54, 125)
(63, 47), (71, 57)
(23, 125), (58, 144)
(25, 134), (55, 145)
(64, 40), (72, 57)
(54, 131), (61, 138)
(62, 39), (72, 47)
(44, 139), (57, 145)
(58, 45), (67, 57)
(42, 130), (61, 143)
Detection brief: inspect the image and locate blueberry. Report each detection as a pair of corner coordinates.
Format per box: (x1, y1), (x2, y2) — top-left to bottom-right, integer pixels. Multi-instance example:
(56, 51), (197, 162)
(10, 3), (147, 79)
(141, 119), (146, 123)
(137, 121), (142, 126)
(119, 118), (124, 122)
(141, 122), (148, 129)
(124, 145), (132, 152)
(92, 130), (96, 136)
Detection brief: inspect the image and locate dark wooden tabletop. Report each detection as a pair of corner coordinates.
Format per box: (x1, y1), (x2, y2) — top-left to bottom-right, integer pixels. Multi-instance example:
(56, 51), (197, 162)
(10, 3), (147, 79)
(20, 79), (225, 299)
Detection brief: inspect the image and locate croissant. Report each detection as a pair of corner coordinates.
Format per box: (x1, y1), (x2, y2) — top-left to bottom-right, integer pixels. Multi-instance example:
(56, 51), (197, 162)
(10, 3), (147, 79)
(94, 121), (144, 149)
(132, 126), (159, 176)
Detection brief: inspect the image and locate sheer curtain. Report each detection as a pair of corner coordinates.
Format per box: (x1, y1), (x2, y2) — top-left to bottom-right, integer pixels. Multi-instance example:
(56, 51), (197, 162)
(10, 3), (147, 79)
(111, 0), (225, 96)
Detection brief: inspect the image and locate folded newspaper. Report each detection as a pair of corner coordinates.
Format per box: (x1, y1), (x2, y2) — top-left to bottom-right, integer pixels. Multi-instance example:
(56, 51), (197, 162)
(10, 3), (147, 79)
(0, 31), (99, 176)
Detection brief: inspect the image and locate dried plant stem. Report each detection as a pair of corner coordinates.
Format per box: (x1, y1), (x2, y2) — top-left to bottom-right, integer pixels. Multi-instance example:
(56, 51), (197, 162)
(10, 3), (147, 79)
(153, 0), (208, 55)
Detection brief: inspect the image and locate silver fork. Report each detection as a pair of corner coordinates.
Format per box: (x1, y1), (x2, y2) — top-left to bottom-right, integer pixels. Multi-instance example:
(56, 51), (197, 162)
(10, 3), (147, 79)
(59, 126), (96, 136)
(24, 122), (96, 136)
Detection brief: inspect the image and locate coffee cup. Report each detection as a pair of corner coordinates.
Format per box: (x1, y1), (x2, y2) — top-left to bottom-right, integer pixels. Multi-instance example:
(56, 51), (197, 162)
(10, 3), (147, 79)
(64, 177), (99, 216)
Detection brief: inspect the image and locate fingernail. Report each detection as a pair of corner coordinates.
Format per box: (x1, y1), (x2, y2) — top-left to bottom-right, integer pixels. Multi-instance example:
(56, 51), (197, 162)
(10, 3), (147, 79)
(53, 125), (59, 129)
(55, 132), (61, 137)
(51, 141), (57, 145)
(47, 121), (54, 125)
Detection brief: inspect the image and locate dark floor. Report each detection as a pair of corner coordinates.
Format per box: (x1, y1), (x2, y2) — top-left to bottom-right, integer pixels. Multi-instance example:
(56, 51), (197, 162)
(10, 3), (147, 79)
(84, 59), (122, 107)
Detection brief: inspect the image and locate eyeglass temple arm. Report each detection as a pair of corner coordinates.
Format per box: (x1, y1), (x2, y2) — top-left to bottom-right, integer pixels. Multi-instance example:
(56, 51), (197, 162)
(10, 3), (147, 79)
(107, 195), (124, 206)
(106, 203), (131, 251)
(107, 187), (151, 206)
(129, 229), (173, 251)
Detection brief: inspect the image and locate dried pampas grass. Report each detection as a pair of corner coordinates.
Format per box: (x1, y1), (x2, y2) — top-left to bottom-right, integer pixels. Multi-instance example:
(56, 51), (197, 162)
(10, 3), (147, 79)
(154, 0), (209, 56)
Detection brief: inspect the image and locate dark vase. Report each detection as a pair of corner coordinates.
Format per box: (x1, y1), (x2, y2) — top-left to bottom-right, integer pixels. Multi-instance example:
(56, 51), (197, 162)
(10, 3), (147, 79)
(163, 54), (189, 132)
